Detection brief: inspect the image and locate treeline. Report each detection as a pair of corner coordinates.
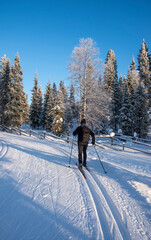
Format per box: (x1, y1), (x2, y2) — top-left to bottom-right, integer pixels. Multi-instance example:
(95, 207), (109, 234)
(0, 38), (150, 137)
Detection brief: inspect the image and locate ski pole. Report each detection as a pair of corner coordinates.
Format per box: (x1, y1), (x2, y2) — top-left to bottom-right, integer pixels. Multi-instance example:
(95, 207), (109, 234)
(94, 145), (107, 174)
(68, 138), (74, 167)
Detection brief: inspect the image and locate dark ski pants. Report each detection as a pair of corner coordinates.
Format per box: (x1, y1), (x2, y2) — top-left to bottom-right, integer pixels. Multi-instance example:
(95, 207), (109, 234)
(78, 142), (88, 165)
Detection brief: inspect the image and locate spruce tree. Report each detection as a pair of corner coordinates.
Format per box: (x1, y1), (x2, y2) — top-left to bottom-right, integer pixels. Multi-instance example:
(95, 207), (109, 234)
(69, 84), (77, 121)
(52, 89), (64, 136)
(104, 50), (120, 131)
(30, 73), (40, 129)
(129, 57), (140, 92)
(134, 84), (149, 138)
(138, 40), (150, 90)
(0, 56), (11, 127)
(45, 81), (54, 131)
(59, 80), (69, 132)
(42, 79), (53, 130)
(119, 85), (133, 136)
(37, 85), (43, 127)
(119, 75), (124, 94)
(104, 49), (118, 92)
(59, 80), (68, 104)
(5, 53), (28, 128)
(45, 96), (54, 131)
(52, 82), (57, 102)
(111, 79), (122, 131)
(64, 84), (77, 134)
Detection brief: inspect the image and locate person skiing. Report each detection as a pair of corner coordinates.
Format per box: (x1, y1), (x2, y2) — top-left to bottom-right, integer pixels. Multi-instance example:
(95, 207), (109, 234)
(73, 119), (95, 170)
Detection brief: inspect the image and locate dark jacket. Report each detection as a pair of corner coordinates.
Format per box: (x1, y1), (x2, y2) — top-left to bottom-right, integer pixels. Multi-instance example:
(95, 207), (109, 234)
(73, 124), (95, 145)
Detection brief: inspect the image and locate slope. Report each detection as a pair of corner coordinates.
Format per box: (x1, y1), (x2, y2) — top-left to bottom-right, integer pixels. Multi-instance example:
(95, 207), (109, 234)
(0, 132), (150, 240)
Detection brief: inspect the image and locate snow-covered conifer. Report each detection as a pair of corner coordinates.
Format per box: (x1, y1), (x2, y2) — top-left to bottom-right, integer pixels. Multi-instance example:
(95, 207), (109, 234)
(37, 85), (43, 127)
(4, 53), (28, 128)
(52, 82), (57, 102)
(42, 79), (53, 129)
(0, 56), (11, 127)
(119, 85), (133, 136)
(30, 72), (40, 129)
(111, 79), (122, 131)
(44, 79), (54, 131)
(134, 84), (149, 138)
(59, 80), (68, 104)
(138, 40), (150, 90)
(51, 89), (64, 136)
(104, 49), (118, 92)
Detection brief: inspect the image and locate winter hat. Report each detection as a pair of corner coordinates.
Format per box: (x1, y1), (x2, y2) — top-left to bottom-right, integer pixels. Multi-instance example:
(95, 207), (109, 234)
(81, 119), (86, 125)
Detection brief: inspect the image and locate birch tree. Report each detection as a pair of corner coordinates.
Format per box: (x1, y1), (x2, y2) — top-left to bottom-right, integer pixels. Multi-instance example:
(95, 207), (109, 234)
(68, 38), (109, 129)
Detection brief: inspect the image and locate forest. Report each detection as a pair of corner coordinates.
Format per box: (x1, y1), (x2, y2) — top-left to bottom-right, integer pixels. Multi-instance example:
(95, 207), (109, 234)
(0, 38), (150, 138)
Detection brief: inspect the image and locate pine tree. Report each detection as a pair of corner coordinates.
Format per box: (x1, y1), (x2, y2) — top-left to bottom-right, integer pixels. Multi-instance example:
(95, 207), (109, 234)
(134, 84), (149, 138)
(51, 89), (64, 136)
(4, 53), (28, 128)
(30, 73), (40, 129)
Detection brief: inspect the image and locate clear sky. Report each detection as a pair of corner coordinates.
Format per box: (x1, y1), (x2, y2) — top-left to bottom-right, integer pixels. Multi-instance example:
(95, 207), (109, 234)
(1, 0), (151, 101)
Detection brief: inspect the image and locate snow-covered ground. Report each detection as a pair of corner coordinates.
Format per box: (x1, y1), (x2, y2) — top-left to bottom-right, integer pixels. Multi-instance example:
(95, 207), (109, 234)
(0, 131), (150, 240)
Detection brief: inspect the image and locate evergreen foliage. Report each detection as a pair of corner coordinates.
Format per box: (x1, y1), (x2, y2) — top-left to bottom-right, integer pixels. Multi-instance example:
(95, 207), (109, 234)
(111, 79), (122, 131)
(104, 49), (118, 92)
(119, 85), (133, 135)
(133, 84), (149, 138)
(4, 53), (28, 128)
(104, 50), (120, 131)
(37, 86), (43, 127)
(0, 38), (150, 137)
(52, 82), (57, 102)
(42, 79), (53, 130)
(51, 89), (64, 136)
(0, 55), (11, 127)
(30, 73), (41, 129)
(138, 40), (150, 90)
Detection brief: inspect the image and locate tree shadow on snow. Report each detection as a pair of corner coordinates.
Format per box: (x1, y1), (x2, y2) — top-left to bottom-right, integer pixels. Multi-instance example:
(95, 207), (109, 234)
(0, 168), (87, 240)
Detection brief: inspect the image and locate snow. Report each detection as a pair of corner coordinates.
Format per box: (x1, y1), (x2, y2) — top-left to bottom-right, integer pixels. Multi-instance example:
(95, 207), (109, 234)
(0, 131), (151, 240)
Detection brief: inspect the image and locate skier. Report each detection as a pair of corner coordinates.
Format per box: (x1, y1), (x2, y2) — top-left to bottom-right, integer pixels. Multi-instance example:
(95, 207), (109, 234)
(73, 119), (95, 170)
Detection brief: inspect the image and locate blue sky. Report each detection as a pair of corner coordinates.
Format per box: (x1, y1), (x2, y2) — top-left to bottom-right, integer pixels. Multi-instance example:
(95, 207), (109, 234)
(1, 0), (151, 101)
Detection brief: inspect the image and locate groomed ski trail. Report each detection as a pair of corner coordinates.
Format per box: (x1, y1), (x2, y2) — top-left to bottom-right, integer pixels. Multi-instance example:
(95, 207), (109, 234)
(0, 132), (151, 240)
(83, 168), (131, 240)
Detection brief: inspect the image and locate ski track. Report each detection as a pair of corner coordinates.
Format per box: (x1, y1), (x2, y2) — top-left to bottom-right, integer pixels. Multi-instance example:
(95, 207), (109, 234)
(0, 139), (8, 159)
(83, 168), (131, 240)
(0, 133), (151, 240)
(72, 165), (104, 240)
